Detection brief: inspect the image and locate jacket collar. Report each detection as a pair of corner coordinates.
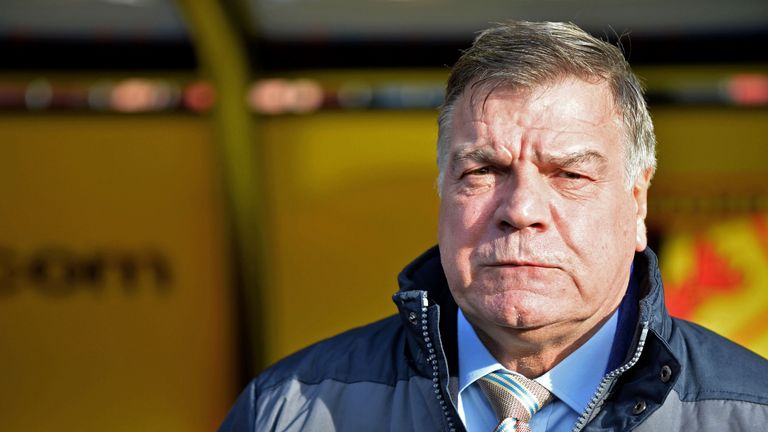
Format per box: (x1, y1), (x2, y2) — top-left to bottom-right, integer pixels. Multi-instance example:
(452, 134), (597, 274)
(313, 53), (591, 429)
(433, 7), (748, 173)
(393, 245), (458, 378)
(634, 248), (674, 342)
(392, 246), (675, 377)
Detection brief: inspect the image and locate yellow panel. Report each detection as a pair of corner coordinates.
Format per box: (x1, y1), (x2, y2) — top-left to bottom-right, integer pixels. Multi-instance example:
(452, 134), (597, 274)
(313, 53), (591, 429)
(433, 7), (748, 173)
(652, 108), (768, 176)
(0, 115), (237, 432)
(259, 111), (440, 365)
(648, 107), (768, 229)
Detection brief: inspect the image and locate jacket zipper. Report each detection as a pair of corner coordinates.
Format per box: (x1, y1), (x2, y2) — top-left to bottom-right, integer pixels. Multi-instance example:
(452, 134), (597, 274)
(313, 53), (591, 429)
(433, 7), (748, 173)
(420, 291), (461, 432)
(571, 322), (650, 432)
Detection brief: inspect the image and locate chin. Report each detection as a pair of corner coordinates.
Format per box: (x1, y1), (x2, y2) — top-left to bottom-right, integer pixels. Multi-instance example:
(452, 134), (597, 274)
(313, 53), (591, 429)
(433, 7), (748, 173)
(495, 311), (551, 330)
(480, 295), (551, 329)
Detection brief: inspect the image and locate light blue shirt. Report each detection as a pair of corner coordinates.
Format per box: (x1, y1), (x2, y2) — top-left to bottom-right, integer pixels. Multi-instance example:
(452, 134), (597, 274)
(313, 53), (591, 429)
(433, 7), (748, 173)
(456, 308), (619, 431)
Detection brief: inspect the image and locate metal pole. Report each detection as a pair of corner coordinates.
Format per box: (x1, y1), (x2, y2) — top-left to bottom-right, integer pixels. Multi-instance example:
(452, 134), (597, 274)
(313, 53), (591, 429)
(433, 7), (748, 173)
(177, 0), (266, 374)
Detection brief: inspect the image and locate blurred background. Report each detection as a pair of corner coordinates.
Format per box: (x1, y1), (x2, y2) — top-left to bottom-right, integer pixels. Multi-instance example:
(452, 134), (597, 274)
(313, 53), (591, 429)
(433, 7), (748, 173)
(1, 0), (767, 430)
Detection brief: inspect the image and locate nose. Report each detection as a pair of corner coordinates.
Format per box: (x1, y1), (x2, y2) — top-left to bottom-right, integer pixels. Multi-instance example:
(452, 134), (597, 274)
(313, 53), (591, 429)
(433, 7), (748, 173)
(493, 166), (549, 232)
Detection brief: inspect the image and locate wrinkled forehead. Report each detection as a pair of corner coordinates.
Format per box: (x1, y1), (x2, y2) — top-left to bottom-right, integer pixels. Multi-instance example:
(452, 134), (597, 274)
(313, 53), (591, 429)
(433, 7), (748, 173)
(454, 78), (621, 135)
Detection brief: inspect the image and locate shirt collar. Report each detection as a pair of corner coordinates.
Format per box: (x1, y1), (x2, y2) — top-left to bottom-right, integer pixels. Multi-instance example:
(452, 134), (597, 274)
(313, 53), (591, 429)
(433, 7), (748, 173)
(457, 307), (619, 414)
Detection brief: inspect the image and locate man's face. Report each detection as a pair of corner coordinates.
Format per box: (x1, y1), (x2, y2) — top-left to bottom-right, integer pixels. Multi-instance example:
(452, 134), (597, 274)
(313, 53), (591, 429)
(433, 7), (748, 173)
(438, 77), (650, 340)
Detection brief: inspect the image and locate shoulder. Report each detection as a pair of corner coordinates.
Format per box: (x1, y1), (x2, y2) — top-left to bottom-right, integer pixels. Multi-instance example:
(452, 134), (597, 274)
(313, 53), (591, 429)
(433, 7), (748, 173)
(668, 317), (768, 405)
(219, 315), (411, 431)
(256, 313), (408, 392)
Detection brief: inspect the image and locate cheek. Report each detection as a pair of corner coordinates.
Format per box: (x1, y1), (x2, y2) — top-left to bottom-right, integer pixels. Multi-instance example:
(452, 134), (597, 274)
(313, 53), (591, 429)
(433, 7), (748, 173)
(577, 200), (638, 280)
(554, 197), (636, 270)
(439, 196), (490, 282)
(610, 199), (638, 245)
(439, 196), (487, 240)
(440, 194), (495, 228)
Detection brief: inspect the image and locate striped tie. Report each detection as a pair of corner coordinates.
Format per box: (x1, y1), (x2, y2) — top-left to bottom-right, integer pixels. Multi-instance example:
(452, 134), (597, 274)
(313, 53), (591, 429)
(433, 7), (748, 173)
(478, 371), (553, 432)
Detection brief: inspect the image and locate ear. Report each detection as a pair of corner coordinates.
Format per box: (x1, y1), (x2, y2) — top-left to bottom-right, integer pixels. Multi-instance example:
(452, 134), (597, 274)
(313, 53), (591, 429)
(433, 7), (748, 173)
(633, 168), (654, 252)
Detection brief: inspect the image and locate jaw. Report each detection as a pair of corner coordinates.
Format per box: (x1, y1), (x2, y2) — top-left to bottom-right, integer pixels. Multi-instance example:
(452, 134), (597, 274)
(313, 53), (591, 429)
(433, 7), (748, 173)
(466, 298), (620, 378)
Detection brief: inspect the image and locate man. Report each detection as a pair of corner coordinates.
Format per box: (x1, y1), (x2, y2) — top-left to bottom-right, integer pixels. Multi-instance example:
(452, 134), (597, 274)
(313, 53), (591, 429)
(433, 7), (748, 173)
(220, 21), (768, 431)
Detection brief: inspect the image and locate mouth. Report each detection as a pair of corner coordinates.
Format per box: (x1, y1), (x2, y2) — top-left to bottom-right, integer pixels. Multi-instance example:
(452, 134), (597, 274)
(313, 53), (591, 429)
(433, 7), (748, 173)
(485, 260), (557, 269)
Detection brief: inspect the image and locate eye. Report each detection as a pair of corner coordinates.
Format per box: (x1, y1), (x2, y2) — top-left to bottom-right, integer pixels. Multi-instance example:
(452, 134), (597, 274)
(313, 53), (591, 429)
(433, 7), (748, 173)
(464, 166), (493, 177)
(558, 170), (585, 180)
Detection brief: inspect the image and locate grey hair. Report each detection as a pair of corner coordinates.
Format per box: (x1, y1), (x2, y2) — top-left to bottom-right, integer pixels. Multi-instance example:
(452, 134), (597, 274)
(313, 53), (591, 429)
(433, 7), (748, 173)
(437, 21), (656, 191)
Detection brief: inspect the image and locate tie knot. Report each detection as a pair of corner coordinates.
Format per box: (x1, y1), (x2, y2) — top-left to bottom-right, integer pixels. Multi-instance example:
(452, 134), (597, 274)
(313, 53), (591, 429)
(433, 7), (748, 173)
(479, 371), (553, 427)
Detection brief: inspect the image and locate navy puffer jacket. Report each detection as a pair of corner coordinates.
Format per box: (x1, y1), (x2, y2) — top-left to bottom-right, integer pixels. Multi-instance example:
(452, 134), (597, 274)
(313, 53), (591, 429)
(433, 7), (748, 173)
(220, 247), (768, 431)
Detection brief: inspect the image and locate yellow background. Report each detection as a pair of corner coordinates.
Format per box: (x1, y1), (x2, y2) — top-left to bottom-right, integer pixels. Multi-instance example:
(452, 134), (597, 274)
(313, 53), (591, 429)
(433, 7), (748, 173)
(0, 115), (237, 431)
(1, 67), (767, 431)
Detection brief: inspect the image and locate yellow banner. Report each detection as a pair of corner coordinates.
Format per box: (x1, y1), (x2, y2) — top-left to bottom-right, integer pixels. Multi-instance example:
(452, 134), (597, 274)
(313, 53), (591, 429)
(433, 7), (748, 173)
(0, 114), (237, 432)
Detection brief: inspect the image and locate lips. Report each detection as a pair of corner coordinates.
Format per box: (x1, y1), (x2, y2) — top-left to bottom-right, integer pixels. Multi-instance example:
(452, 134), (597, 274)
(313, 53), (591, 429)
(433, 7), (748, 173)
(485, 260), (557, 268)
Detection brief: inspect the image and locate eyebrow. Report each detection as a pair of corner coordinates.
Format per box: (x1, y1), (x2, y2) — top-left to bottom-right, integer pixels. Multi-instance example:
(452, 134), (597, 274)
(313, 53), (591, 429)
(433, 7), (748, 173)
(452, 146), (499, 165)
(453, 147), (608, 169)
(543, 150), (608, 171)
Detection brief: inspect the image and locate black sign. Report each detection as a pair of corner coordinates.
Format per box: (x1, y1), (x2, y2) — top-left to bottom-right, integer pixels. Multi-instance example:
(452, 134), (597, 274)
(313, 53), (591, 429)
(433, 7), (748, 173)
(0, 246), (172, 298)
